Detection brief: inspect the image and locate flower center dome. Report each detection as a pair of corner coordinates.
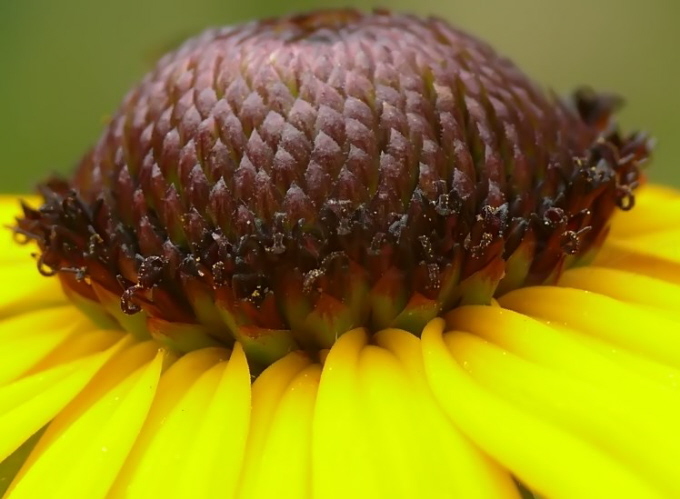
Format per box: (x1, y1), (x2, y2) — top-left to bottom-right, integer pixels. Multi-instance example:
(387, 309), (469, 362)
(16, 9), (650, 367)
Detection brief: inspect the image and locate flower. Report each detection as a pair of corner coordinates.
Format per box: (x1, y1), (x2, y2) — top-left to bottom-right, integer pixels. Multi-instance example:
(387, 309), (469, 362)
(1, 9), (680, 499)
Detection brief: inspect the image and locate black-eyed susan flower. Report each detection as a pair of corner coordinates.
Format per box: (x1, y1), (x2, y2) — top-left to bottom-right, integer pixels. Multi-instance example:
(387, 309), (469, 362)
(1, 8), (679, 498)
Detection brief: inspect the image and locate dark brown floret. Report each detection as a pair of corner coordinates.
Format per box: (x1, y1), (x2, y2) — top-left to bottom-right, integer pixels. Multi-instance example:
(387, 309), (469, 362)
(15, 9), (651, 364)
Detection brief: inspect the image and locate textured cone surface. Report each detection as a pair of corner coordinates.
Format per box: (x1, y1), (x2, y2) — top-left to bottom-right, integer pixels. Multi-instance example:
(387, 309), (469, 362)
(16, 9), (650, 363)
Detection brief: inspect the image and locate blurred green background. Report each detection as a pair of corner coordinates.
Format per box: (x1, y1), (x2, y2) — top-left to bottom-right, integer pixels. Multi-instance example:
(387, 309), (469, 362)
(1, 0), (678, 192)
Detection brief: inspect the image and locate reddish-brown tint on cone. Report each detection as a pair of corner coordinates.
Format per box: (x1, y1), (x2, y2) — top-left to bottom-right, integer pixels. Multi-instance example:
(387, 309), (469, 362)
(15, 9), (651, 367)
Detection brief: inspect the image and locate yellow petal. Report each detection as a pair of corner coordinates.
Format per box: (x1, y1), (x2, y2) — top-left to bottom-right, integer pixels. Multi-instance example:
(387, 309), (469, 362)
(374, 328), (520, 499)
(449, 330), (680, 496)
(6, 342), (165, 499)
(0, 263), (67, 320)
(446, 305), (680, 402)
(312, 328), (383, 499)
(108, 347), (230, 498)
(0, 331), (126, 462)
(558, 266), (680, 320)
(499, 286), (680, 368)
(248, 363), (321, 499)
(356, 345), (423, 497)
(595, 239), (680, 284)
(23, 328), (124, 375)
(421, 318), (664, 499)
(0, 307), (89, 386)
(0, 307), (77, 342)
(172, 344), (251, 498)
(555, 324), (680, 390)
(124, 364), (222, 498)
(635, 184), (680, 200)
(237, 350), (311, 497)
(0, 236), (38, 265)
(608, 188), (680, 239)
(358, 341), (519, 498)
(611, 229), (680, 263)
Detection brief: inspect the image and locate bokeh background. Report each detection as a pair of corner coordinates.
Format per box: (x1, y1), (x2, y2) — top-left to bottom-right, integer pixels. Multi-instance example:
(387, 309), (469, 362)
(1, 0), (678, 192)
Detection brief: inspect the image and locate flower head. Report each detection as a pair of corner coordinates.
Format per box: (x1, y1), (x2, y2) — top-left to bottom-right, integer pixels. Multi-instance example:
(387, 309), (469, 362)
(1, 9), (679, 499)
(15, 9), (649, 365)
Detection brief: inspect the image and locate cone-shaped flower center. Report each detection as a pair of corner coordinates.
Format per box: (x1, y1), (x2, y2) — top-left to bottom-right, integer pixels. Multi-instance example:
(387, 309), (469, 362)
(15, 9), (651, 367)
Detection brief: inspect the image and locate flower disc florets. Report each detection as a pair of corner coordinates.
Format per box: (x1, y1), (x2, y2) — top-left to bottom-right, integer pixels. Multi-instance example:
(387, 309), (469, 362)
(16, 9), (651, 366)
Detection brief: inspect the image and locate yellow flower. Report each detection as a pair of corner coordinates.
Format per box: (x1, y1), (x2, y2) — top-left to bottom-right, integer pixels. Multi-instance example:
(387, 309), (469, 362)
(2, 9), (680, 499)
(0, 186), (679, 498)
